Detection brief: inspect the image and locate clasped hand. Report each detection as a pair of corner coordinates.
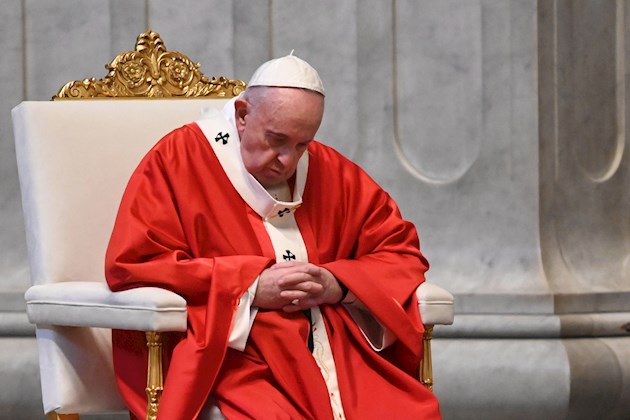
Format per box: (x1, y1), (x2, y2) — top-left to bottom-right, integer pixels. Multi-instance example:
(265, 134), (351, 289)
(253, 261), (342, 312)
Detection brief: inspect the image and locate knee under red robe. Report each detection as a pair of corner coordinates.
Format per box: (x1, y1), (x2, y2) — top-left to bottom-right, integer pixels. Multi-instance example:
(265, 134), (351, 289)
(105, 103), (441, 419)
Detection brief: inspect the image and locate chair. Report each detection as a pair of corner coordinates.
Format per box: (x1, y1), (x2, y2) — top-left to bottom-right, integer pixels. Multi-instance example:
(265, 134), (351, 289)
(13, 31), (454, 419)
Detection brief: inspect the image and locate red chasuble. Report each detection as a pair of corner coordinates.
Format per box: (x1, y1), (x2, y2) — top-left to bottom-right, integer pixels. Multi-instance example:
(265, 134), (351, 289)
(105, 121), (441, 419)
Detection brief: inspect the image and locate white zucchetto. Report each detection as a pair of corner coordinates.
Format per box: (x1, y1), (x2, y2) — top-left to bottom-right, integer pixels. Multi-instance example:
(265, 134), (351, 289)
(247, 52), (325, 96)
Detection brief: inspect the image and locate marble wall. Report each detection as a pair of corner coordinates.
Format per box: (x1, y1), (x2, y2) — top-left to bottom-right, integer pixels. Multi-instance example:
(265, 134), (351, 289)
(1, 0), (629, 419)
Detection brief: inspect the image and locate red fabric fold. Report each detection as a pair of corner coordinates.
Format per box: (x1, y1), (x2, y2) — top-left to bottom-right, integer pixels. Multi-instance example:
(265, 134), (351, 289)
(105, 123), (440, 419)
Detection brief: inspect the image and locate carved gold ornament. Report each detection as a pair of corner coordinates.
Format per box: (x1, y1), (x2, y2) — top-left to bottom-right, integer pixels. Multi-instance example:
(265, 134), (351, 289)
(54, 30), (246, 99)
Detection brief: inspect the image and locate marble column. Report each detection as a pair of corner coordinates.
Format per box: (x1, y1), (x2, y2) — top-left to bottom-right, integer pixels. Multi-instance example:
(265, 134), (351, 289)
(388, 1), (630, 418)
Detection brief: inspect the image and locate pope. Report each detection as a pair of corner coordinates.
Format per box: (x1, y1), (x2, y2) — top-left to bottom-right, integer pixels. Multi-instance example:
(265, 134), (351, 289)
(105, 53), (442, 419)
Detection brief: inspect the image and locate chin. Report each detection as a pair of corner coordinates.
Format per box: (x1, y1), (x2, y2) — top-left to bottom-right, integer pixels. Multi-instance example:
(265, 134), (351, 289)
(254, 174), (282, 189)
(260, 179), (284, 189)
(255, 167), (294, 189)
(262, 172), (289, 187)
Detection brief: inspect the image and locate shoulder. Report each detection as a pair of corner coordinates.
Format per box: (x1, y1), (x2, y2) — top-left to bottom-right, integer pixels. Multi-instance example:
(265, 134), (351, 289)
(305, 141), (391, 209)
(133, 123), (215, 177)
(145, 123), (212, 161)
(307, 141), (379, 186)
(308, 141), (360, 173)
(152, 123), (207, 151)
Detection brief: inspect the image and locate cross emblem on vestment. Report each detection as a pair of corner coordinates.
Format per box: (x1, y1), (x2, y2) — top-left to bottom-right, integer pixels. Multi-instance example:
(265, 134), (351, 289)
(215, 132), (229, 145)
(283, 250), (296, 261)
(277, 208), (290, 218)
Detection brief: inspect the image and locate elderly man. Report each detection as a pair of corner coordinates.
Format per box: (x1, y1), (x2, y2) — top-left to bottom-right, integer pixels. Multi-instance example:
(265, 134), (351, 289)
(106, 54), (441, 419)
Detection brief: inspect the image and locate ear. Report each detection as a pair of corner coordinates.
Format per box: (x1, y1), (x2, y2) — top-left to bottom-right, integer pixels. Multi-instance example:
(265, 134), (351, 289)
(234, 98), (248, 130)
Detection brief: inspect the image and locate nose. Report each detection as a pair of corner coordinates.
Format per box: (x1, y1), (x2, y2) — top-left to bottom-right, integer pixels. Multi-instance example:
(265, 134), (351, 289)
(276, 147), (299, 168)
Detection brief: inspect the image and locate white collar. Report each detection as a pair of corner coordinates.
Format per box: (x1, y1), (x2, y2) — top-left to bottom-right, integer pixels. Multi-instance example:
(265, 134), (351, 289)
(196, 98), (308, 221)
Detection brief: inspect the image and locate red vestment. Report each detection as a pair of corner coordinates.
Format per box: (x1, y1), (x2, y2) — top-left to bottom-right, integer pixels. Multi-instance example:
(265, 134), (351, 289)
(105, 122), (441, 419)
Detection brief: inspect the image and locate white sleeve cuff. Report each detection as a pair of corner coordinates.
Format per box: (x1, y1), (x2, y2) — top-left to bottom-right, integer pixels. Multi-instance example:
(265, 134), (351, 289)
(227, 276), (260, 351)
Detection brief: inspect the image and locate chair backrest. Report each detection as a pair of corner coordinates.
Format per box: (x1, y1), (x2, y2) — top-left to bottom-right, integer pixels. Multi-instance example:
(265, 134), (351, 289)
(13, 99), (229, 286)
(14, 29), (243, 288)
(13, 31), (241, 415)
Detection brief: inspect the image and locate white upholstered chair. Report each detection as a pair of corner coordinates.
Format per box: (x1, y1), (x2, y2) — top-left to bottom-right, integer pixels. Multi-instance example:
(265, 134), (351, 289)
(13, 31), (454, 420)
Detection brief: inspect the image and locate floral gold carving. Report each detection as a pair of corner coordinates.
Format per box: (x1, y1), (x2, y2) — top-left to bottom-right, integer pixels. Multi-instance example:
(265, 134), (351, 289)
(54, 30), (246, 99)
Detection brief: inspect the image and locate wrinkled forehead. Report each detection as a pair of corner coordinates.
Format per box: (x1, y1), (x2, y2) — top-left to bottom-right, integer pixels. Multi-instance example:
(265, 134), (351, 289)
(248, 88), (323, 138)
(245, 85), (324, 106)
(247, 87), (324, 120)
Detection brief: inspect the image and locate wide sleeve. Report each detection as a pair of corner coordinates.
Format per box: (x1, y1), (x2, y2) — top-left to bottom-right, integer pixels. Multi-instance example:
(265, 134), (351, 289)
(304, 144), (428, 355)
(105, 127), (271, 305)
(105, 126), (274, 419)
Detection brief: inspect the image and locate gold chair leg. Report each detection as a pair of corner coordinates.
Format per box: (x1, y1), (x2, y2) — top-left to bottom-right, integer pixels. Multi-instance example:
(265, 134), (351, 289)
(146, 331), (164, 420)
(420, 325), (434, 391)
(49, 333), (165, 420)
(47, 413), (79, 420)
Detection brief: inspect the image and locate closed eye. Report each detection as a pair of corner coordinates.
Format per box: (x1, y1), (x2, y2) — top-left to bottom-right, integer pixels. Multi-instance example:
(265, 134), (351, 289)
(265, 131), (287, 146)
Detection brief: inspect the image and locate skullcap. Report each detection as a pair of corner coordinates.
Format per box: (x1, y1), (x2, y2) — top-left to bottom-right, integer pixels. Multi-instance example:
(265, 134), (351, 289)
(247, 51), (325, 96)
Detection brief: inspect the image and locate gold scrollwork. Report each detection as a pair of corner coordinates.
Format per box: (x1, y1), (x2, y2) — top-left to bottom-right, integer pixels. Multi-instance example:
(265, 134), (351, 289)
(54, 30), (246, 100)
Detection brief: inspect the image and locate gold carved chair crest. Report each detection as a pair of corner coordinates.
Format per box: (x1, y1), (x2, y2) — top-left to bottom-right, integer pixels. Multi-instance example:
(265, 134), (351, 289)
(54, 30), (245, 100)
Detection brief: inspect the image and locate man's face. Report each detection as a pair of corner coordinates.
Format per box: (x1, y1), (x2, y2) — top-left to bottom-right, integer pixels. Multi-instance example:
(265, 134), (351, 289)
(235, 87), (324, 189)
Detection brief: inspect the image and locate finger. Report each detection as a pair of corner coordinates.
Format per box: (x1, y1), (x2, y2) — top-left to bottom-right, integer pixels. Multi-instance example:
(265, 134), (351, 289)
(280, 280), (324, 295)
(271, 261), (307, 270)
(273, 262), (322, 276)
(298, 264), (322, 276)
(279, 281), (325, 299)
(280, 290), (328, 301)
(268, 263), (313, 278)
(278, 271), (316, 286)
(279, 290), (310, 300)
